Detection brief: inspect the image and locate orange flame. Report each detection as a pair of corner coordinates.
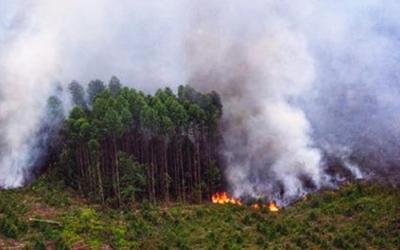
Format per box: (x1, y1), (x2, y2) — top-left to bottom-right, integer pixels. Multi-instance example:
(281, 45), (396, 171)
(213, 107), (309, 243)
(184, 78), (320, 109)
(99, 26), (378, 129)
(211, 192), (279, 212)
(211, 192), (242, 205)
(268, 201), (279, 212)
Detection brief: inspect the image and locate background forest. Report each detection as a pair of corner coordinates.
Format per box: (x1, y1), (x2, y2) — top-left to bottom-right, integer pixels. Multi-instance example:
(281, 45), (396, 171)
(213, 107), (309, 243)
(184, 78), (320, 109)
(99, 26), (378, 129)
(45, 76), (224, 207)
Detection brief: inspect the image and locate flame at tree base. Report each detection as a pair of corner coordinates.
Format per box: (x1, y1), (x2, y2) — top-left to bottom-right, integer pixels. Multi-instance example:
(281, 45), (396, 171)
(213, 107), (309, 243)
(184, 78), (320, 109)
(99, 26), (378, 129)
(211, 192), (242, 205)
(268, 201), (279, 212)
(211, 192), (279, 212)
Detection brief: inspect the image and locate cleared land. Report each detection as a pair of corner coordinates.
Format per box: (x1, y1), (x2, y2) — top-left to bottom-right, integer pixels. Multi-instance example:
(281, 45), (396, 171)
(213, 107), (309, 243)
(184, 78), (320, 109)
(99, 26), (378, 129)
(0, 176), (399, 249)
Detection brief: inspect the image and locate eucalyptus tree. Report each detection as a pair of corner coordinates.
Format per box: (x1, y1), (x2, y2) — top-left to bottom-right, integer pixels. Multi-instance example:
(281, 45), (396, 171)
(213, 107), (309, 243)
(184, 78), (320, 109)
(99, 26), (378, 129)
(109, 75), (122, 95)
(58, 80), (223, 206)
(68, 81), (87, 110)
(87, 79), (105, 105)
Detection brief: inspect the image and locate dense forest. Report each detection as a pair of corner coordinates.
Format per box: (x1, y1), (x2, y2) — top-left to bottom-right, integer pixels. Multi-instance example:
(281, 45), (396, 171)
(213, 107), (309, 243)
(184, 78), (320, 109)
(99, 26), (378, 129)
(45, 76), (224, 207)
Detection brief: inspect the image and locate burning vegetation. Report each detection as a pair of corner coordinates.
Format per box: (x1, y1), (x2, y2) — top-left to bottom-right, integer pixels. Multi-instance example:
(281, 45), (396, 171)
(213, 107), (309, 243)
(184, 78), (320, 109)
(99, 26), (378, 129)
(211, 192), (279, 212)
(211, 192), (242, 205)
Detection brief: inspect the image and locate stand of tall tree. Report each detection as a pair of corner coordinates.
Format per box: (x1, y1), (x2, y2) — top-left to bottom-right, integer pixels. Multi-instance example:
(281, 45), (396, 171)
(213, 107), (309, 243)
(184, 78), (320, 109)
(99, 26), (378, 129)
(50, 77), (223, 207)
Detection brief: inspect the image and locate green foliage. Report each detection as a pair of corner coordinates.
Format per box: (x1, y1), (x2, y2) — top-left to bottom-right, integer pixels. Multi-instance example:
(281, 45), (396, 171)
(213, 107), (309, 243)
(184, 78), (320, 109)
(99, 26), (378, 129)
(0, 192), (28, 239)
(31, 175), (71, 207)
(119, 152), (147, 205)
(59, 80), (224, 206)
(33, 238), (46, 250)
(108, 75), (122, 95)
(87, 79), (105, 105)
(47, 95), (65, 122)
(0, 181), (399, 249)
(68, 81), (87, 110)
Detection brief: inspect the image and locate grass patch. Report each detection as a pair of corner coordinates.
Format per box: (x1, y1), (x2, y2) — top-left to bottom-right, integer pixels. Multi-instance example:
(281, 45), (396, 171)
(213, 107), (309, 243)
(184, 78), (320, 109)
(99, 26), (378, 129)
(0, 180), (399, 249)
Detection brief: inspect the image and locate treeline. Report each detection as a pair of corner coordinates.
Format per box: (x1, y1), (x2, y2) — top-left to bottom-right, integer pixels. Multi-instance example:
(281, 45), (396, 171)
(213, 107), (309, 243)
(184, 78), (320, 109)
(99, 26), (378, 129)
(47, 76), (223, 207)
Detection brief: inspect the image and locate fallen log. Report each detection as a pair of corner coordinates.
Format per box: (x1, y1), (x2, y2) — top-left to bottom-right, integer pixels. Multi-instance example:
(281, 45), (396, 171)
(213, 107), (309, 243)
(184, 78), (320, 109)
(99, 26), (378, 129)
(28, 218), (62, 226)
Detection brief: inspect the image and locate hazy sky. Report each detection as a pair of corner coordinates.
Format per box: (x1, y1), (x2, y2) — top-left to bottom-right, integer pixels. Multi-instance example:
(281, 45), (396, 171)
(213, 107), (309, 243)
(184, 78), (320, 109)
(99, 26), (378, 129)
(1, 1), (400, 201)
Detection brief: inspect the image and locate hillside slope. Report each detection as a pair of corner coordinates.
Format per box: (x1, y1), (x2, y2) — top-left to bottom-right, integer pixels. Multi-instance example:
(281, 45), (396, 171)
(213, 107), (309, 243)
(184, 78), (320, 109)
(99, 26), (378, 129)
(0, 176), (399, 249)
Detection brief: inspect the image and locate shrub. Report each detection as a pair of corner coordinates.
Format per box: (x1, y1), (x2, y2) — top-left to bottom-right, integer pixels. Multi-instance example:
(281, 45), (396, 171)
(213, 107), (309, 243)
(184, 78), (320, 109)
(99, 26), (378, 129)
(0, 217), (18, 238)
(33, 238), (46, 250)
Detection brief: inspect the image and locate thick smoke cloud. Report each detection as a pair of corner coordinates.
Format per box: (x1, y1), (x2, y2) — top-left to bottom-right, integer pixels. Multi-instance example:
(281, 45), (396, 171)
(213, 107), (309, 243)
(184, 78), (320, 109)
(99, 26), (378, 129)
(184, 2), (325, 202)
(0, 0), (188, 187)
(1, 1), (400, 202)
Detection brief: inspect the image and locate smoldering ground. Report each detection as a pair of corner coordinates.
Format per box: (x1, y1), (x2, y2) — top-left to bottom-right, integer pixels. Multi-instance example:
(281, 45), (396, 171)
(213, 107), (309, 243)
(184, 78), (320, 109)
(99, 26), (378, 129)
(1, 1), (400, 203)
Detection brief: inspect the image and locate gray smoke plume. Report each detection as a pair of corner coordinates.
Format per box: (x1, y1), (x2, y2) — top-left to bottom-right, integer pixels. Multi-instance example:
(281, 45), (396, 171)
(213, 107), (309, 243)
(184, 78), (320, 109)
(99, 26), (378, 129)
(1, 1), (400, 203)
(184, 2), (325, 202)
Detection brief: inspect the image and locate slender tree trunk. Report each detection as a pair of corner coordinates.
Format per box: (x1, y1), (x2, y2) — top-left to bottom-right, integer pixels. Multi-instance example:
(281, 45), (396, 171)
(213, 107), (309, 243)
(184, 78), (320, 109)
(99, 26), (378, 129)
(75, 145), (83, 194)
(187, 141), (193, 201)
(173, 140), (180, 202)
(85, 146), (93, 197)
(112, 135), (121, 207)
(179, 144), (186, 203)
(164, 138), (169, 203)
(145, 139), (152, 202)
(96, 151), (104, 204)
(151, 140), (156, 203)
(196, 137), (202, 203)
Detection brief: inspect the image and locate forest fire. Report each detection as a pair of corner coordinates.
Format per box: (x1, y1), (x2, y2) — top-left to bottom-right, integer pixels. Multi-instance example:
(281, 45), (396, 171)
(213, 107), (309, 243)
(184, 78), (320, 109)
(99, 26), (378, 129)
(211, 192), (279, 212)
(268, 201), (279, 212)
(211, 192), (242, 205)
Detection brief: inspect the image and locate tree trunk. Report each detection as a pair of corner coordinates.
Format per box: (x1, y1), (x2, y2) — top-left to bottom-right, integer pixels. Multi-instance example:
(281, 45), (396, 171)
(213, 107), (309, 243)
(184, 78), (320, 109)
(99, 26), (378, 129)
(164, 138), (169, 203)
(96, 150), (104, 204)
(179, 144), (186, 203)
(196, 137), (202, 203)
(113, 135), (121, 207)
(75, 145), (83, 194)
(151, 140), (156, 203)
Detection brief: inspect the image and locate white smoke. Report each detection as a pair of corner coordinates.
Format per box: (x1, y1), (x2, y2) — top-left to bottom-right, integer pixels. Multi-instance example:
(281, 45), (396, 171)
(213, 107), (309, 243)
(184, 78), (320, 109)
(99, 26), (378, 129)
(0, 2), (60, 187)
(184, 15), (326, 201)
(0, 0), (187, 187)
(1, 1), (400, 201)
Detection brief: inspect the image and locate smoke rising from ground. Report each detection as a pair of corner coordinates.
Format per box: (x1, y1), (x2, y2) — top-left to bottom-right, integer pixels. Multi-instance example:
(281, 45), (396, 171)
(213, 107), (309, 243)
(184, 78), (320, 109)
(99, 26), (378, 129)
(1, 1), (400, 201)
(184, 4), (324, 201)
